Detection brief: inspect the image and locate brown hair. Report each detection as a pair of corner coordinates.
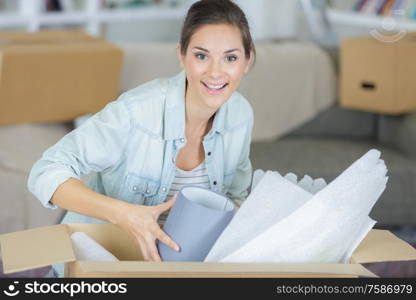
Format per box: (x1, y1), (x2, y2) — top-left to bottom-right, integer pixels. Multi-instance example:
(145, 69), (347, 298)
(180, 0), (256, 61)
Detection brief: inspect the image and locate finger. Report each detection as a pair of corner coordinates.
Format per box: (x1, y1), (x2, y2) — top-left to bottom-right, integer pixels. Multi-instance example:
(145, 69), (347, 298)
(136, 238), (150, 261)
(170, 193), (178, 201)
(154, 195), (177, 214)
(144, 235), (162, 262)
(163, 194), (177, 207)
(156, 228), (180, 252)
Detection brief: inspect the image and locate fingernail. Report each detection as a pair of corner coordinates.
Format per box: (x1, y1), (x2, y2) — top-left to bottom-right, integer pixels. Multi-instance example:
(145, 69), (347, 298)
(175, 245), (180, 252)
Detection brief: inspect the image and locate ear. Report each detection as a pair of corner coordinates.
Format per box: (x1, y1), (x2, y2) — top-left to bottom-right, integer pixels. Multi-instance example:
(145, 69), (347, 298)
(176, 43), (185, 69)
(244, 50), (254, 74)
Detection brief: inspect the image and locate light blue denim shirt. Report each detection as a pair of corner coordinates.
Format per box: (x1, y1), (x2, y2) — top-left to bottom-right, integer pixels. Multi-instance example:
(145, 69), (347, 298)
(28, 70), (254, 226)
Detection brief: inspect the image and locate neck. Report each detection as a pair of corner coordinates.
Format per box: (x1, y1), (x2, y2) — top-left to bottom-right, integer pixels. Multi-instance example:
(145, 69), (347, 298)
(185, 87), (215, 139)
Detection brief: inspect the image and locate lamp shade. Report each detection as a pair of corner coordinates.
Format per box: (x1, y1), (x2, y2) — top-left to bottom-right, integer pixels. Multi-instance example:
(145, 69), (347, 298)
(158, 186), (236, 261)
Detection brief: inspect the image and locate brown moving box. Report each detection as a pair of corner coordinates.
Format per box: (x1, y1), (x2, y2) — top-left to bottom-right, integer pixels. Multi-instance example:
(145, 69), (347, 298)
(340, 33), (416, 114)
(0, 31), (123, 125)
(1, 223), (416, 278)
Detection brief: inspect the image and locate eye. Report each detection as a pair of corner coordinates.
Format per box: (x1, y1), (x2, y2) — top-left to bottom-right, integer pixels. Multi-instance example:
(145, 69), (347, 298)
(226, 55), (238, 62)
(195, 53), (208, 60)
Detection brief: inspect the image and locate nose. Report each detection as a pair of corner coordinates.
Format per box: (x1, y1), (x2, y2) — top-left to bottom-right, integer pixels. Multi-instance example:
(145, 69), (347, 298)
(207, 58), (224, 79)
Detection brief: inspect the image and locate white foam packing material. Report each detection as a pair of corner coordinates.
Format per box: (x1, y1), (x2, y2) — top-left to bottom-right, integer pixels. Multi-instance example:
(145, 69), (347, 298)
(70, 232), (119, 262)
(205, 149), (387, 264)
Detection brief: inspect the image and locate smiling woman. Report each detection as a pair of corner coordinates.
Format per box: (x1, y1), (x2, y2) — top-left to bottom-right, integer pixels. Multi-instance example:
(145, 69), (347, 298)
(179, 24), (251, 110)
(27, 0), (256, 277)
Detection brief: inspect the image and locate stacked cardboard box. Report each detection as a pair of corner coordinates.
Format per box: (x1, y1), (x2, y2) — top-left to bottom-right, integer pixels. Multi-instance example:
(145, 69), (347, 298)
(0, 31), (123, 125)
(340, 33), (416, 114)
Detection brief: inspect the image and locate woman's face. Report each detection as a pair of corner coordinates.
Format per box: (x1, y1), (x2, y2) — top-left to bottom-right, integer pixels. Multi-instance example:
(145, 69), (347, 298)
(178, 24), (252, 111)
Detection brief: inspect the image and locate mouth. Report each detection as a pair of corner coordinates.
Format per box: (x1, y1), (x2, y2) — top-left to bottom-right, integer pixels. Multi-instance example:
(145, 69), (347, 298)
(201, 81), (229, 95)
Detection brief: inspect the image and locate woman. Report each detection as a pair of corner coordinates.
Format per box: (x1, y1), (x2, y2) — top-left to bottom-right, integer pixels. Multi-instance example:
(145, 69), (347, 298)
(28, 0), (255, 276)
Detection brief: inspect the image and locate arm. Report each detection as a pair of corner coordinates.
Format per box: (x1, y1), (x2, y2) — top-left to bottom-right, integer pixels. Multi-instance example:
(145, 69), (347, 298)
(27, 95), (179, 261)
(50, 178), (126, 223)
(27, 98), (132, 209)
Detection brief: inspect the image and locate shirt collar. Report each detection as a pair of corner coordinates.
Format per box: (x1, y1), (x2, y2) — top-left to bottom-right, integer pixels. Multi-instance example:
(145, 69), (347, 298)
(163, 70), (229, 140)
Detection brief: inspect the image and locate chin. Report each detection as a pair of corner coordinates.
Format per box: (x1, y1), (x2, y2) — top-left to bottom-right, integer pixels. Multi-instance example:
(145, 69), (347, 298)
(200, 89), (234, 109)
(201, 95), (229, 110)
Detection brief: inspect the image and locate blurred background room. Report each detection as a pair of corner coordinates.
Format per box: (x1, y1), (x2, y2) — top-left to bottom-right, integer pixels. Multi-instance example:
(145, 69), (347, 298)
(0, 0), (415, 276)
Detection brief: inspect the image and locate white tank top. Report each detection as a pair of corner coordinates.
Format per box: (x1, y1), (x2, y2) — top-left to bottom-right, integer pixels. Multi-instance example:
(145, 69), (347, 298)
(158, 160), (210, 226)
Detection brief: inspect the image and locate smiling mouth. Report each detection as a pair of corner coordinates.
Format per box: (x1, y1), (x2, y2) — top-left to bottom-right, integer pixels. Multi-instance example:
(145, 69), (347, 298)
(201, 81), (229, 95)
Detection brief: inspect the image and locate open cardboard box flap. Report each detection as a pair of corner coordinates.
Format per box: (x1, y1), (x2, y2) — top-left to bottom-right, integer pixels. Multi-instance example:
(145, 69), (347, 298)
(1, 224), (416, 277)
(350, 230), (416, 264)
(0, 224), (75, 274)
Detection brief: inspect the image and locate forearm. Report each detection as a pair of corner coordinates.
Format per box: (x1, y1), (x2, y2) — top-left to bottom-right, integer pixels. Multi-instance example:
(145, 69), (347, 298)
(50, 178), (127, 223)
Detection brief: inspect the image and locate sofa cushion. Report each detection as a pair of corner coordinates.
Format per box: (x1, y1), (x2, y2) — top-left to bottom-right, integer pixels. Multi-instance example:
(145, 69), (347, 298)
(378, 114), (416, 159)
(250, 136), (416, 225)
(0, 122), (74, 174)
(0, 123), (73, 233)
(290, 106), (378, 139)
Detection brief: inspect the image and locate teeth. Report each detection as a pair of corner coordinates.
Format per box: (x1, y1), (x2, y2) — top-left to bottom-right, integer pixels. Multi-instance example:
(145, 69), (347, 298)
(205, 82), (226, 89)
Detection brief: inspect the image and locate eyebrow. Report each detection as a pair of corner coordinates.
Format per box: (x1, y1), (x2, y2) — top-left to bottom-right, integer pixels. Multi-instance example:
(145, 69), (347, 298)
(193, 47), (241, 53)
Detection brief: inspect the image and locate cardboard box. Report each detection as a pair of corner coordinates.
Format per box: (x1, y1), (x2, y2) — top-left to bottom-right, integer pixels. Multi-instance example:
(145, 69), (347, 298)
(0, 31), (123, 125)
(340, 33), (416, 114)
(1, 224), (416, 278)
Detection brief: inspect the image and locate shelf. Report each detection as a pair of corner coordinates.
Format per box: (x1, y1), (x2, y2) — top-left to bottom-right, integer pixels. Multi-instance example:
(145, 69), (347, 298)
(327, 8), (416, 31)
(97, 7), (187, 22)
(0, 6), (187, 34)
(0, 13), (26, 27)
(38, 8), (186, 25)
(1, 7), (186, 23)
(39, 12), (87, 25)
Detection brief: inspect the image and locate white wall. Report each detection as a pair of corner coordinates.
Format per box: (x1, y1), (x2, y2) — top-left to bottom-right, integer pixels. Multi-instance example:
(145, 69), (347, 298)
(105, 0), (303, 43)
(104, 19), (183, 43)
(235, 0), (301, 40)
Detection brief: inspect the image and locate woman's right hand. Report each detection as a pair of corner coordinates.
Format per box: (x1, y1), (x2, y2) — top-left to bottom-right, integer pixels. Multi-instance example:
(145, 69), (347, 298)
(110, 195), (180, 262)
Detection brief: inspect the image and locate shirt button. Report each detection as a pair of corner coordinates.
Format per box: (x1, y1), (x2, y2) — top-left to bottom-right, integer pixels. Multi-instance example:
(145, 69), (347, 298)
(162, 187), (167, 192)
(146, 189), (150, 194)
(207, 152), (211, 156)
(132, 186), (138, 191)
(180, 138), (185, 143)
(213, 181), (217, 185)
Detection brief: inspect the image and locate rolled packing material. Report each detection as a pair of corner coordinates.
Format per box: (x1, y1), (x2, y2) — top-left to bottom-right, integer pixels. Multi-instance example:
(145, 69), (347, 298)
(252, 170), (327, 195)
(70, 232), (119, 261)
(158, 186), (236, 261)
(205, 171), (312, 262)
(206, 149), (387, 264)
(283, 172), (327, 194)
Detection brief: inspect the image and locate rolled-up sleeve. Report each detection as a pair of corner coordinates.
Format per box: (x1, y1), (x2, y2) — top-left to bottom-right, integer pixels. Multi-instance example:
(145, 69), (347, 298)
(27, 97), (132, 209)
(226, 112), (254, 206)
